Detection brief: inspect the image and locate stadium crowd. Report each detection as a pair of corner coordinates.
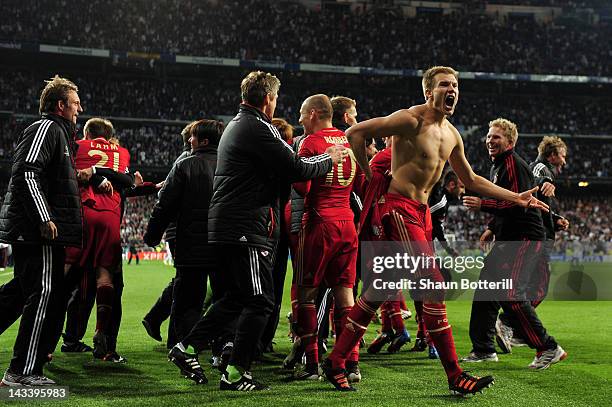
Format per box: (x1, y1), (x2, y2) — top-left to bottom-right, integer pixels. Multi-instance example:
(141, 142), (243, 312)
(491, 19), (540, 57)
(1, 124), (611, 177)
(2, 71), (611, 134)
(447, 194), (611, 240)
(121, 195), (157, 249)
(122, 193), (611, 253)
(1, 0), (611, 75)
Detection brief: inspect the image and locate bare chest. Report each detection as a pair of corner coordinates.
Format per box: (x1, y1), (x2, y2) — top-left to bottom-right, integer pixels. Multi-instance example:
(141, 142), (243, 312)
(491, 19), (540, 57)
(393, 126), (455, 164)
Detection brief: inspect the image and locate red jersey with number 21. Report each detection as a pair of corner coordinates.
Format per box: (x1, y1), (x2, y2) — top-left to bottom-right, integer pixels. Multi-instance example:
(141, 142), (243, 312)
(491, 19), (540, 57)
(75, 138), (131, 211)
(298, 128), (359, 224)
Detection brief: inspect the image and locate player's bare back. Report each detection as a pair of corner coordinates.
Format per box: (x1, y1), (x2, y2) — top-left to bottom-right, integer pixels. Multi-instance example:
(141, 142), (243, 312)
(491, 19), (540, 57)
(388, 104), (458, 203)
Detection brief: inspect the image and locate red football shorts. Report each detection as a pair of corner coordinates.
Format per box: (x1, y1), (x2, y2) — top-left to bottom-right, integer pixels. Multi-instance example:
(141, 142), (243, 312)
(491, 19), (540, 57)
(295, 220), (358, 288)
(379, 193), (443, 283)
(65, 205), (122, 270)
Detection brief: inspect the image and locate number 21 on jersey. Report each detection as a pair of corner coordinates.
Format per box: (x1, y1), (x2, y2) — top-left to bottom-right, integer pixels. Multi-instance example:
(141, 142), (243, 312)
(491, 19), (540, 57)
(88, 149), (120, 172)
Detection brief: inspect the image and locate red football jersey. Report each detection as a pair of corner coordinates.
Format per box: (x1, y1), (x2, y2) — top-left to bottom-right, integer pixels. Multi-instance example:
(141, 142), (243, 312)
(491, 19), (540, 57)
(370, 147), (392, 175)
(298, 128), (359, 223)
(75, 138), (131, 211)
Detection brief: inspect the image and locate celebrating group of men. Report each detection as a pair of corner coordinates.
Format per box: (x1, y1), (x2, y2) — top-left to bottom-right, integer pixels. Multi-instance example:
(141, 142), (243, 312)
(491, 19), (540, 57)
(0, 66), (569, 396)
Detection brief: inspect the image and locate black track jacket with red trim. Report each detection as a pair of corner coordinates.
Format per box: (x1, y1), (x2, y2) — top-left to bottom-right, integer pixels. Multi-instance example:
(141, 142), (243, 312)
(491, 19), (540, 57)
(480, 149), (545, 241)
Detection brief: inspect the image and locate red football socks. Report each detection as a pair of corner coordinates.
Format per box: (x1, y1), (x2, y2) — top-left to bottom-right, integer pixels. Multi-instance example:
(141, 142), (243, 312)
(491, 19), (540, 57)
(297, 302), (319, 364)
(329, 298), (379, 369)
(422, 303), (462, 382)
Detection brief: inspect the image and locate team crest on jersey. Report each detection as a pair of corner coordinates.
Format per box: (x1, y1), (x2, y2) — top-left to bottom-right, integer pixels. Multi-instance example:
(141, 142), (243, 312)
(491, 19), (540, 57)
(260, 250), (269, 257)
(371, 225), (383, 237)
(64, 145), (70, 156)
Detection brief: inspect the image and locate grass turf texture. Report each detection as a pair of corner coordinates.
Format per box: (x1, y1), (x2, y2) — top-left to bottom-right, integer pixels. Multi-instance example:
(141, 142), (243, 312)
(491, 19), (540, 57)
(0, 261), (610, 406)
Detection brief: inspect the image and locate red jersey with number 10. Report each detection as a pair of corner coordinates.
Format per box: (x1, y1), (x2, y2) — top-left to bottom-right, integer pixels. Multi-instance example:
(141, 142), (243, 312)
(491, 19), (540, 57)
(298, 128), (359, 224)
(75, 138), (131, 211)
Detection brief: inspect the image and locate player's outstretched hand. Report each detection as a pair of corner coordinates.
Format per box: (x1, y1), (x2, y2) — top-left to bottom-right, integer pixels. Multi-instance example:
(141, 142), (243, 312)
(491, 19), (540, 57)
(325, 145), (349, 164)
(518, 186), (549, 212)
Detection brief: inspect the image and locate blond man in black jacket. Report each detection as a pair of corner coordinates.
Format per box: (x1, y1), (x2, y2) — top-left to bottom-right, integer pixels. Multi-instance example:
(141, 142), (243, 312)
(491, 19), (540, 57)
(0, 75), (83, 386)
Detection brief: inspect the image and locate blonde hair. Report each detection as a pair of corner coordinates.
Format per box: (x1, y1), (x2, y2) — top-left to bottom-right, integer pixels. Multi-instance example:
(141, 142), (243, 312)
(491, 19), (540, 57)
(538, 136), (567, 158)
(39, 75), (78, 115)
(84, 118), (114, 140)
(489, 118), (519, 145)
(422, 66), (458, 99)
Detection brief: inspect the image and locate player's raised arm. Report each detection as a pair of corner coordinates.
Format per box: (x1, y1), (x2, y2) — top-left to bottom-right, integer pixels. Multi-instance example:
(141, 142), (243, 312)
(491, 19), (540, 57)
(346, 109), (418, 180)
(448, 128), (549, 212)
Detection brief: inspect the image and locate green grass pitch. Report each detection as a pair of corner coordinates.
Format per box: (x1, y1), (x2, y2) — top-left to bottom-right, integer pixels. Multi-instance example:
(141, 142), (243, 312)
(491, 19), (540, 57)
(0, 261), (610, 406)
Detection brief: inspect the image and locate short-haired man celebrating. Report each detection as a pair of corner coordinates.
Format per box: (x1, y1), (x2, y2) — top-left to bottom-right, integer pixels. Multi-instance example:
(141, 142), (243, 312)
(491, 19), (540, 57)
(324, 66), (547, 395)
(0, 75), (83, 386)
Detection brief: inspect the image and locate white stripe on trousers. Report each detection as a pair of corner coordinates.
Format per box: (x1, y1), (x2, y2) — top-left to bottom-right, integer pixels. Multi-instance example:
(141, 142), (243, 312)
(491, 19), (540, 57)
(249, 248), (262, 295)
(24, 245), (52, 374)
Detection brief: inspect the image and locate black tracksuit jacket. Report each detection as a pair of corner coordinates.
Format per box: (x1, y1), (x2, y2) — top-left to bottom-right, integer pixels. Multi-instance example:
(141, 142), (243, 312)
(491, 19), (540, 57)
(481, 149), (545, 241)
(208, 104), (332, 251)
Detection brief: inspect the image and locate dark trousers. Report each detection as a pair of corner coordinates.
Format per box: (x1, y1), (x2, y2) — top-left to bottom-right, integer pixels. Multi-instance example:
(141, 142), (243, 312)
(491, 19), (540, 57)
(106, 271), (124, 352)
(0, 277), (24, 334)
(183, 244), (275, 370)
(469, 241), (557, 353)
(259, 234), (287, 353)
(63, 266), (96, 344)
(170, 267), (207, 345)
(128, 250), (139, 264)
(469, 300), (556, 353)
(144, 239), (176, 347)
(206, 266), (236, 354)
(10, 244), (65, 375)
(500, 241), (553, 332)
(60, 268), (124, 352)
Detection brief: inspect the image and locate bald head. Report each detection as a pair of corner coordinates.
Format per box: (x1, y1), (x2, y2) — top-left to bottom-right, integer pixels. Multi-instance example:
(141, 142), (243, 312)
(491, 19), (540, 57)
(301, 94), (333, 121)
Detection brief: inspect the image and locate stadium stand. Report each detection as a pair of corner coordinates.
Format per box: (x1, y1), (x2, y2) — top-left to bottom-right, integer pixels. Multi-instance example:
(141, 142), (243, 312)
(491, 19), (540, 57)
(0, 0), (611, 75)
